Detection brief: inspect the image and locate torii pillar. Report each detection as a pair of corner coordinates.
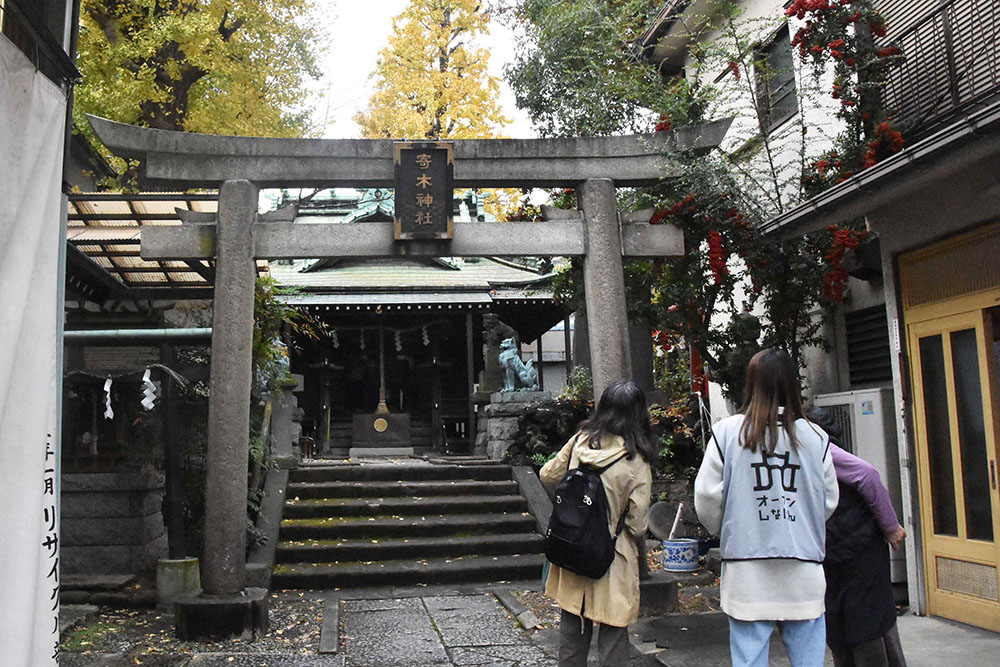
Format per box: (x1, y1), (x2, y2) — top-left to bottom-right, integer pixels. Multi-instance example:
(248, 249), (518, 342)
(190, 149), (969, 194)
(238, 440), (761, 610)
(580, 179), (632, 398)
(174, 180), (270, 640)
(202, 179), (258, 596)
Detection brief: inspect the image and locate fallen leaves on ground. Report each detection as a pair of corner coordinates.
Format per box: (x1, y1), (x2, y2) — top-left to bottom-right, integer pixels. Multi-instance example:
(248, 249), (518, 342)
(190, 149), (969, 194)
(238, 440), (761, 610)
(60, 595), (326, 659)
(512, 590), (560, 629)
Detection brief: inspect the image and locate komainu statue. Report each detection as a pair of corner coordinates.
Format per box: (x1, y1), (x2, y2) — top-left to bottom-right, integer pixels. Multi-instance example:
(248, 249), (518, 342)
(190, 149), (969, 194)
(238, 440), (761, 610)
(499, 337), (539, 392)
(483, 313), (518, 346)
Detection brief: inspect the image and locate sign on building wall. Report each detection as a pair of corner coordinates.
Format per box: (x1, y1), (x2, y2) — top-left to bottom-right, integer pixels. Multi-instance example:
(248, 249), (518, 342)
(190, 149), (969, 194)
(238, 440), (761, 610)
(393, 141), (454, 240)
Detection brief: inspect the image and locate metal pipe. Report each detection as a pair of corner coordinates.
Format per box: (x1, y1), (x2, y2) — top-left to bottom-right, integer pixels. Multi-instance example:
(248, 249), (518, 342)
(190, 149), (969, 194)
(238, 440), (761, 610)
(64, 328), (212, 340)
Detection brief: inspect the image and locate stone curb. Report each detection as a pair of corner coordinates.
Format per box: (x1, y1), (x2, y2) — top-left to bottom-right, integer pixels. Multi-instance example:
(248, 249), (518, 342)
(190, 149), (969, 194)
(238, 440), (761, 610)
(494, 589), (542, 631)
(511, 465), (552, 536)
(319, 595), (340, 654)
(246, 468), (289, 589)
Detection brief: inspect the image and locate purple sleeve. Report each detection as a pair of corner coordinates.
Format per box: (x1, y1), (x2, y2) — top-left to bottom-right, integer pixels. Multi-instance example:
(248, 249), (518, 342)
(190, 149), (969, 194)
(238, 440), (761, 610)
(829, 443), (901, 535)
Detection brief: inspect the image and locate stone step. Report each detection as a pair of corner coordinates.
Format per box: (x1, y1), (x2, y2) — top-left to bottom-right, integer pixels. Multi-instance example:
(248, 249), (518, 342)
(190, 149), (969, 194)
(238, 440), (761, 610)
(271, 553), (545, 589)
(286, 479), (520, 499)
(276, 533), (545, 564)
(279, 512), (536, 541)
(289, 463), (512, 483)
(283, 494), (528, 519)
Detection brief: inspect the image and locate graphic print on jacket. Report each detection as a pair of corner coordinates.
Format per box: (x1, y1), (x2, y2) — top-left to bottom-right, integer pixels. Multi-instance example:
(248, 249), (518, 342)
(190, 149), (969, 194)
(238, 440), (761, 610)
(716, 415), (830, 563)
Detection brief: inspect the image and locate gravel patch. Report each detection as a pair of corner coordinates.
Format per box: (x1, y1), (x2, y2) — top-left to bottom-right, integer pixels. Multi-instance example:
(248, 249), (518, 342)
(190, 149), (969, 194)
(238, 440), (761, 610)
(60, 593), (325, 661)
(512, 591), (560, 630)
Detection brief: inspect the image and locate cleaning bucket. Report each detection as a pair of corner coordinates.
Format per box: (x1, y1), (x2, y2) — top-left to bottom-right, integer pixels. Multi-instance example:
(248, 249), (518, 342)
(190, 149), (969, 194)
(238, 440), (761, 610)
(661, 538), (699, 572)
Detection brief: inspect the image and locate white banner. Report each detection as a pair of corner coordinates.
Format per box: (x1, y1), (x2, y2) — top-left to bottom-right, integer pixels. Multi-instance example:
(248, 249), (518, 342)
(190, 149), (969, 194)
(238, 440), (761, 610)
(0, 35), (68, 667)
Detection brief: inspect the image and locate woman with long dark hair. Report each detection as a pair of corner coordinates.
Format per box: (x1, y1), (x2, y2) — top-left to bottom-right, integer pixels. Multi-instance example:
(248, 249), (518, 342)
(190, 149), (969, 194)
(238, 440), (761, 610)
(695, 349), (839, 667)
(540, 379), (656, 667)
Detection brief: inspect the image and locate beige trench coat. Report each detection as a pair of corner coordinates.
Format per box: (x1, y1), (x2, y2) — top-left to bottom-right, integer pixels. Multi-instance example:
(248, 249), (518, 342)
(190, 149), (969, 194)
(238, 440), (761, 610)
(539, 432), (652, 628)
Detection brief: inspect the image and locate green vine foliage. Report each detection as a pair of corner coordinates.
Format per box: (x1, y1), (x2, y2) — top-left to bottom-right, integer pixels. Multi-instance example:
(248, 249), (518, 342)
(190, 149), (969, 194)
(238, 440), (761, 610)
(558, 365), (594, 403)
(252, 275), (332, 396)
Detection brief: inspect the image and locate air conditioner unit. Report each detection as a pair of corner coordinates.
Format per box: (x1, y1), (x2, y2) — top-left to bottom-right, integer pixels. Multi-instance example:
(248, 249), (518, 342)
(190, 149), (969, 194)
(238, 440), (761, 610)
(813, 388), (906, 583)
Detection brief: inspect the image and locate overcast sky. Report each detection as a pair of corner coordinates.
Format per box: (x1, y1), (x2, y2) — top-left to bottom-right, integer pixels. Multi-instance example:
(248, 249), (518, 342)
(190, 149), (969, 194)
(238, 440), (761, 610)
(311, 1), (536, 139)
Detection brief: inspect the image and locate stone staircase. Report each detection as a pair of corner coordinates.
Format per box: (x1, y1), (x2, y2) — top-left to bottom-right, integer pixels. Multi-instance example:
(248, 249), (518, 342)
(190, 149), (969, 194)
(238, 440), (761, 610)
(271, 461), (546, 589)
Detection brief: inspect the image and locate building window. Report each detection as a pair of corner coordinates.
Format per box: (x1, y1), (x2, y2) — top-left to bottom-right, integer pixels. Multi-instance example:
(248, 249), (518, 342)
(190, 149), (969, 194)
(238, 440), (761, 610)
(754, 26), (798, 132)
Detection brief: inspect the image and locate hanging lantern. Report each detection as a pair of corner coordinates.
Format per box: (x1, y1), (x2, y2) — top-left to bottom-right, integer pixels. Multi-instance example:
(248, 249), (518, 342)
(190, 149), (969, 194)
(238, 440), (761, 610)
(394, 330), (402, 352)
(331, 330), (340, 349)
(422, 325), (430, 347)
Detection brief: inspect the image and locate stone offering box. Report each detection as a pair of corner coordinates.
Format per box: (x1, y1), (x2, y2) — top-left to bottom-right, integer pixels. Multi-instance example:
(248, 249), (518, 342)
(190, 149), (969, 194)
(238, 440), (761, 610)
(351, 413), (412, 456)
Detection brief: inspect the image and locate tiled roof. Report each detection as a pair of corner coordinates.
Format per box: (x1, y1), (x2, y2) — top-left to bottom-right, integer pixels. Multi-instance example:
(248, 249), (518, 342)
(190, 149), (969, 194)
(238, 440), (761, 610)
(269, 257), (553, 292)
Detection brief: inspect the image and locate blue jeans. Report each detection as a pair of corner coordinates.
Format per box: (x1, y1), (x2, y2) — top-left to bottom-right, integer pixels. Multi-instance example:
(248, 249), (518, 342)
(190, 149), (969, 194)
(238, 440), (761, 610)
(729, 616), (827, 667)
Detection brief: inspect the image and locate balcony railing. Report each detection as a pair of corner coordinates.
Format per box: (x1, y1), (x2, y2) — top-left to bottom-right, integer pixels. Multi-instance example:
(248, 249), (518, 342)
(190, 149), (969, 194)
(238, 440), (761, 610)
(879, 0), (1000, 136)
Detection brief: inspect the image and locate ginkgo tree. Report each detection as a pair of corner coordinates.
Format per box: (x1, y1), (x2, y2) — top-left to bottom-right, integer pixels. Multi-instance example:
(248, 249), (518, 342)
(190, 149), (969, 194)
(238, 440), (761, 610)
(75, 0), (325, 179)
(354, 0), (509, 140)
(354, 0), (519, 218)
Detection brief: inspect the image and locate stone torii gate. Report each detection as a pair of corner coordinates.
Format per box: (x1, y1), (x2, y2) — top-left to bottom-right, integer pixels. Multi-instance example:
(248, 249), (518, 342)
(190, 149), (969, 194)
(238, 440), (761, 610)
(87, 114), (730, 636)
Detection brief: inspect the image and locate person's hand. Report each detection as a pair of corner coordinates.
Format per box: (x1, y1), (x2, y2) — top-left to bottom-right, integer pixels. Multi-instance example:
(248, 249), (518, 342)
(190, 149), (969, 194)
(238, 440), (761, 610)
(887, 525), (906, 550)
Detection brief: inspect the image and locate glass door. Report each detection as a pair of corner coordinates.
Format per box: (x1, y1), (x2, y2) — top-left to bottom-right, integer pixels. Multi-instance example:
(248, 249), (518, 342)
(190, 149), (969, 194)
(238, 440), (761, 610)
(908, 308), (1000, 631)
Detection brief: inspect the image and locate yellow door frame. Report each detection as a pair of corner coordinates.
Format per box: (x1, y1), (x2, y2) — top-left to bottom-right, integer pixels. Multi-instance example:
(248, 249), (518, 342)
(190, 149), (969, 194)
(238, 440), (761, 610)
(906, 298), (1000, 631)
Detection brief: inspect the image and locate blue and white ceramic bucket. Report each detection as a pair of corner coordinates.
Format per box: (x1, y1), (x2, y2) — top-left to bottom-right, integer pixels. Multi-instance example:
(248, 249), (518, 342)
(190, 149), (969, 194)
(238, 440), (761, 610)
(661, 538), (699, 572)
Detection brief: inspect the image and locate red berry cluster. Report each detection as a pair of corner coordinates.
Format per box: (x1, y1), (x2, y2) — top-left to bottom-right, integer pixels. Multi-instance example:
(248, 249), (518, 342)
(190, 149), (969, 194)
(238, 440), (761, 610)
(862, 120), (905, 168)
(787, 0), (900, 117)
(707, 230), (729, 284)
(823, 226), (868, 301)
(663, 194), (697, 217)
(654, 114), (673, 132)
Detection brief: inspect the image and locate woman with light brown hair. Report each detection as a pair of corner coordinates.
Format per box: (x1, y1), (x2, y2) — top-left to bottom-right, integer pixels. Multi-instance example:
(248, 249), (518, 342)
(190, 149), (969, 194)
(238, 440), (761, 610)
(695, 348), (839, 667)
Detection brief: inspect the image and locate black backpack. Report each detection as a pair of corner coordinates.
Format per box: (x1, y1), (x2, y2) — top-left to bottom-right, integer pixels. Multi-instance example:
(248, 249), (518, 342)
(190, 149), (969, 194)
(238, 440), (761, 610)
(544, 451), (629, 579)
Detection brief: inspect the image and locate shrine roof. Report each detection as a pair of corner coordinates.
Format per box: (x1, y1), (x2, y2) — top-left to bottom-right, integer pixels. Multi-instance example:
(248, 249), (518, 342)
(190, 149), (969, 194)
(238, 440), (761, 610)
(268, 257), (552, 292)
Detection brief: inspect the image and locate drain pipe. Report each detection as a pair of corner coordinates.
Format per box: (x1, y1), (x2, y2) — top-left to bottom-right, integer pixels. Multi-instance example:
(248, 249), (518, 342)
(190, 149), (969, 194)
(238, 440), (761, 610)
(64, 328), (212, 342)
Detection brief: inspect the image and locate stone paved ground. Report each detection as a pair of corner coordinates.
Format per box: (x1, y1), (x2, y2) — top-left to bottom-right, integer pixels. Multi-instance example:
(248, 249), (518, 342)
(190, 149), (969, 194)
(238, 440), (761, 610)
(339, 594), (555, 667)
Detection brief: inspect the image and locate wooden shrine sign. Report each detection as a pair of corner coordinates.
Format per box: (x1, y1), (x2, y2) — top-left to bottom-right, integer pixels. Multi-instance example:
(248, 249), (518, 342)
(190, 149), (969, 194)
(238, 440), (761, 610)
(394, 141), (454, 240)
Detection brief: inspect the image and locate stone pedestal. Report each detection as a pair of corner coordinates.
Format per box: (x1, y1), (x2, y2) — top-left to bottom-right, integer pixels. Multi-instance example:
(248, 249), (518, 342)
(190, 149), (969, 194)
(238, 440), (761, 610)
(480, 391), (553, 460)
(639, 571), (680, 615)
(156, 557), (201, 606)
(269, 377), (301, 468)
(479, 343), (506, 395)
(61, 472), (167, 575)
(174, 587), (269, 640)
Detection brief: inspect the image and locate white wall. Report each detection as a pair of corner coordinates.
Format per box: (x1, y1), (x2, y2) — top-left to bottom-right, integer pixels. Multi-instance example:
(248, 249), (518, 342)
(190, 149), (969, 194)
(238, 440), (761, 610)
(684, 0), (845, 216)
